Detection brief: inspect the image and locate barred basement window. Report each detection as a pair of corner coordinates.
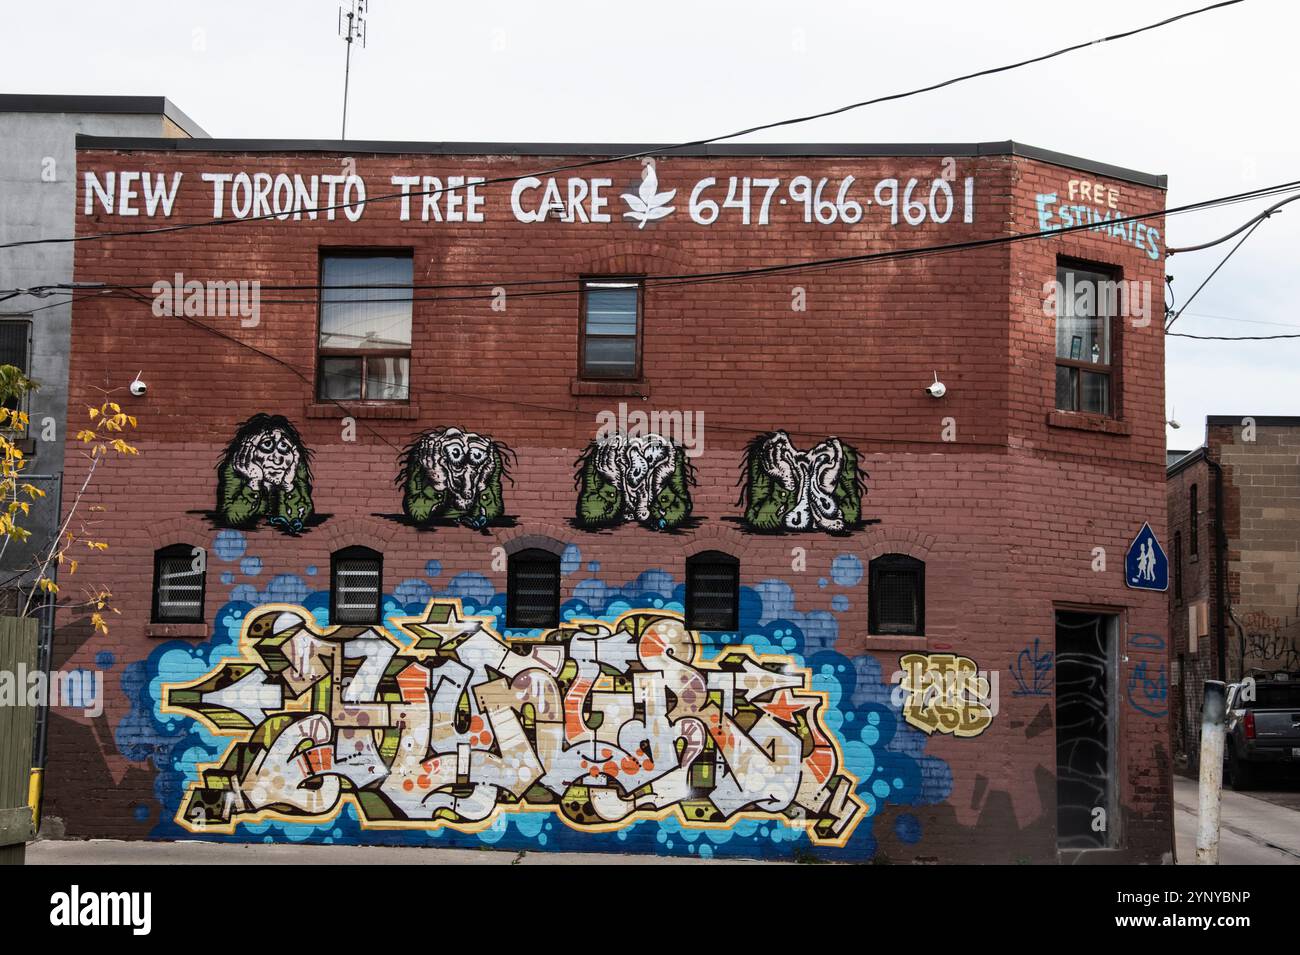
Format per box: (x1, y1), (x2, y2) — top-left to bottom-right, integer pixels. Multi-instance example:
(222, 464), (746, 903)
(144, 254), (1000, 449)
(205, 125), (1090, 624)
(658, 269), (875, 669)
(507, 549), (561, 629)
(0, 320), (31, 414)
(152, 544), (206, 623)
(331, 546), (383, 624)
(686, 551), (740, 632)
(868, 554), (925, 636)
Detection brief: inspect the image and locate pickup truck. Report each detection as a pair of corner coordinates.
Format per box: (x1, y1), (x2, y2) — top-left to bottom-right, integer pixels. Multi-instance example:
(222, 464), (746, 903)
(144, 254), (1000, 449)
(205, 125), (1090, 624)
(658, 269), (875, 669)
(1224, 675), (1300, 790)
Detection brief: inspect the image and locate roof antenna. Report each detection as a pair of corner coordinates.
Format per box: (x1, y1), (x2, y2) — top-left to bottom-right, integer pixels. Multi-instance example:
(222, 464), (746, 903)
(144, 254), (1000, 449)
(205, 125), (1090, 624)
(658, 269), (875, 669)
(338, 0), (369, 139)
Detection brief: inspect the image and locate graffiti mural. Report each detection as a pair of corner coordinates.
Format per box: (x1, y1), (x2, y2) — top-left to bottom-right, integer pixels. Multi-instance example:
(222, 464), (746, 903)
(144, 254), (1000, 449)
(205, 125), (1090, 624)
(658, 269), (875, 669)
(215, 414), (315, 532)
(737, 431), (866, 533)
(896, 653), (995, 737)
(162, 598), (865, 845)
(396, 427), (515, 529)
(574, 433), (696, 531)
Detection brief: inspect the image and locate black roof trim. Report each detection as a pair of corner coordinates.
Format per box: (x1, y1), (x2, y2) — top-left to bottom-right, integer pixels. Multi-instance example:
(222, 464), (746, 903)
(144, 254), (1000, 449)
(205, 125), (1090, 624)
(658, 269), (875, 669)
(1166, 446), (1208, 478)
(72, 136), (1166, 189)
(0, 94), (208, 139)
(1207, 415), (1300, 427)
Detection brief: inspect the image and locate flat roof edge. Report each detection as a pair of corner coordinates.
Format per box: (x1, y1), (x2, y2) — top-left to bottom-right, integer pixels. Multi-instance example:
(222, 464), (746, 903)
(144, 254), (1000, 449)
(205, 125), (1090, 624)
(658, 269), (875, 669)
(1, 94), (208, 138)
(1207, 415), (1300, 427)
(1166, 446), (1208, 478)
(72, 136), (1166, 189)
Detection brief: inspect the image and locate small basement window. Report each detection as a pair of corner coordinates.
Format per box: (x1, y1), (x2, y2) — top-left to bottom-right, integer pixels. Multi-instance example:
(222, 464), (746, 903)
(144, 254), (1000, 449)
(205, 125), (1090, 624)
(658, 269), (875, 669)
(869, 554), (925, 636)
(152, 544), (206, 623)
(507, 548), (561, 629)
(685, 551), (740, 632)
(331, 546), (383, 624)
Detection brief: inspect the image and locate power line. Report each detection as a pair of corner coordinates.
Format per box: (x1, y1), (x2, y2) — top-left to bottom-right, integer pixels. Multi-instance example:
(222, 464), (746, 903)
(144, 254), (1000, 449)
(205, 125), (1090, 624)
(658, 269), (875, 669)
(1165, 214), (1268, 330)
(1168, 332), (1300, 340)
(1166, 192), (1297, 254)
(0, 0), (1244, 253)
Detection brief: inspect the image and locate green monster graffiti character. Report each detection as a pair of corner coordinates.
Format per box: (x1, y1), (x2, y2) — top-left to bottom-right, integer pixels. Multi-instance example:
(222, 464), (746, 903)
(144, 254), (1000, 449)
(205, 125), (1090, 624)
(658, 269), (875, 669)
(215, 414), (314, 533)
(737, 430), (866, 534)
(575, 432), (695, 531)
(396, 427), (514, 529)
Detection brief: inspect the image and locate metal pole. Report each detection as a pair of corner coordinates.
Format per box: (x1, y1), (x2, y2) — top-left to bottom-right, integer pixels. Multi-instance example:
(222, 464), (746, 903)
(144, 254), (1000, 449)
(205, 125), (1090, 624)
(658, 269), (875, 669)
(1195, 680), (1226, 864)
(341, 14), (353, 140)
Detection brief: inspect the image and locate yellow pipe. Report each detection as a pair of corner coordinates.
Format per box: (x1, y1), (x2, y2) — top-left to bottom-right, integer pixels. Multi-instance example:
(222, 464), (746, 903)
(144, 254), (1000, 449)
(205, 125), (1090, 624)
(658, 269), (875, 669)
(27, 768), (42, 829)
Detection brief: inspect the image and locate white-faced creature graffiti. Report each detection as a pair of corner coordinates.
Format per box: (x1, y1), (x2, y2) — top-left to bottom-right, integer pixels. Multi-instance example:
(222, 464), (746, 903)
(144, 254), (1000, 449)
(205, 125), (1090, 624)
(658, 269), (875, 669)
(215, 414), (314, 532)
(397, 427), (514, 529)
(737, 431), (866, 533)
(163, 599), (865, 845)
(575, 432), (695, 531)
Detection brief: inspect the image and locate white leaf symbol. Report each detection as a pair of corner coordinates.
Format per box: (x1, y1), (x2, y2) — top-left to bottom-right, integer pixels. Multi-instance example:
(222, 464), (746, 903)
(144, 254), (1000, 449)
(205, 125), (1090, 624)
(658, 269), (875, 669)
(622, 164), (676, 228)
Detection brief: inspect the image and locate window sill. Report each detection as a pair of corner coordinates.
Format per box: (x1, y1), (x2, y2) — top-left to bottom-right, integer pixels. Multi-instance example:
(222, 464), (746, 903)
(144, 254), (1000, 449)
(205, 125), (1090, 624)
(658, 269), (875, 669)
(306, 401), (421, 420)
(147, 622), (209, 639)
(1047, 410), (1131, 435)
(864, 633), (929, 650)
(570, 378), (650, 398)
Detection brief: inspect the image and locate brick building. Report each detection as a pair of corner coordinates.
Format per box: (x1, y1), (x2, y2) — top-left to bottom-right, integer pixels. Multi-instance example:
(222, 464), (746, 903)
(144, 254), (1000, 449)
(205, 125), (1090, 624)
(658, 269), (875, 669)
(1167, 416), (1300, 768)
(42, 136), (1172, 862)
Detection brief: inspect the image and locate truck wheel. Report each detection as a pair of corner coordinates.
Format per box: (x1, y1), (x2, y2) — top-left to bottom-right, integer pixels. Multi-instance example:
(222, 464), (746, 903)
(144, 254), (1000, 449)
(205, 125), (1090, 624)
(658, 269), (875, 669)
(1229, 753), (1255, 791)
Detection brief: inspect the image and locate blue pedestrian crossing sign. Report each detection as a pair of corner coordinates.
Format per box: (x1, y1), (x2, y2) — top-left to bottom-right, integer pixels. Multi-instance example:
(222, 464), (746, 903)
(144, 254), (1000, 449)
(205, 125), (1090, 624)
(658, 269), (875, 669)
(1125, 522), (1168, 591)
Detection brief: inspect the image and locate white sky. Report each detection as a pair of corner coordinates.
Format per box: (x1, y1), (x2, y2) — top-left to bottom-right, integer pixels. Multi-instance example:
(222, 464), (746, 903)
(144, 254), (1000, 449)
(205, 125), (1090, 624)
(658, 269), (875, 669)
(5, 0), (1295, 450)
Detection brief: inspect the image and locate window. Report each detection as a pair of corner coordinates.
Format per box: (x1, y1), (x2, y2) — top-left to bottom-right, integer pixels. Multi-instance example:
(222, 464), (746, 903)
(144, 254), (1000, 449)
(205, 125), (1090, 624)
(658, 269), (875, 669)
(331, 546), (383, 624)
(507, 549), (561, 628)
(580, 280), (641, 379)
(1189, 484), (1199, 557)
(1054, 262), (1117, 416)
(869, 554), (924, 635)
(1173, 532), (1183, 602)
(0, 320), (31, 414)
(152, 544), (206, 623)
(317, 253), (413, 401)
(686, 551), (740, 631)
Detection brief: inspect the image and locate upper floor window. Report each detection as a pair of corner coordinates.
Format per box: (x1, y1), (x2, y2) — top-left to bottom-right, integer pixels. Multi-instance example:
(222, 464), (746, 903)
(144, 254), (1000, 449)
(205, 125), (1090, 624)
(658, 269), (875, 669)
(0, 320), (31, 414)
(1173, 531), (1183, 601)
(507, 548), (561, 629)
(580, 279), (641, 379)
(1189, 484), (1199, 557)
(152, 544), (206, 623)
(318, 253), (412, 402)
(331, 546), (383, 624)
(686, 551), (740, 632)
(1054, 262), (1117, 416)
(869, 554), (925, 636)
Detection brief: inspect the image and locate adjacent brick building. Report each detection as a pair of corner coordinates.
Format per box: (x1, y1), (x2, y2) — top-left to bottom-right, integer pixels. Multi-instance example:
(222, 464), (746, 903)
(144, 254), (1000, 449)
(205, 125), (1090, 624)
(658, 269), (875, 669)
(1167, 417), (1300, 767)
(42, 136), (1172, 861)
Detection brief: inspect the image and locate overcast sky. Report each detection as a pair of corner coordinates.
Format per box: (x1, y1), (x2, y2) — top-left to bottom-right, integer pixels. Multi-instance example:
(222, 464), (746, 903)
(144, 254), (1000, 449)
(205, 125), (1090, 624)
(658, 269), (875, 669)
(5, 0), (1294, 450)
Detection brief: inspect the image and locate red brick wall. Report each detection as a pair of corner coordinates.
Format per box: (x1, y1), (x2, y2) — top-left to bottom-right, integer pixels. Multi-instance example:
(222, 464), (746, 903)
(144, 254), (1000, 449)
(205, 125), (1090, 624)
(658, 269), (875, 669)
(45, 146), (1171, 861)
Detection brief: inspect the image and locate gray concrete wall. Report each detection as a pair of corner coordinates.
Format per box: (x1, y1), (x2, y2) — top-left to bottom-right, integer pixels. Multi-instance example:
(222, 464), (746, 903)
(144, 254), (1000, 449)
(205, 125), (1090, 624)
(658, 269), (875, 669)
(0, 110), (185, 579)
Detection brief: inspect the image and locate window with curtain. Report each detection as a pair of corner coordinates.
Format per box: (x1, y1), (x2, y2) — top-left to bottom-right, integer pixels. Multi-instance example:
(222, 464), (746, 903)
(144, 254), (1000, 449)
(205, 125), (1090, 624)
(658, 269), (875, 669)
(1054, 262), (1118, 416)
(580, 280), (641, 379)
(318, 253), (413, 401)
(152, 544), (206, 623)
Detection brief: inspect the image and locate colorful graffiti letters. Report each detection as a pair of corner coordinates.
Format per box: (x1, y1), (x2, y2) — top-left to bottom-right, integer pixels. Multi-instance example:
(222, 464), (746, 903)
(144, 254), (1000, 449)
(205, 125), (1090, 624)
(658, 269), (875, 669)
(737, 431), (865, 533)
(896, 653), (994, 737)
(215, 414), (314, 532)
(163, 599), (865, 845)
(574, 433), (696, 531)
(397, 427), (513, 528)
